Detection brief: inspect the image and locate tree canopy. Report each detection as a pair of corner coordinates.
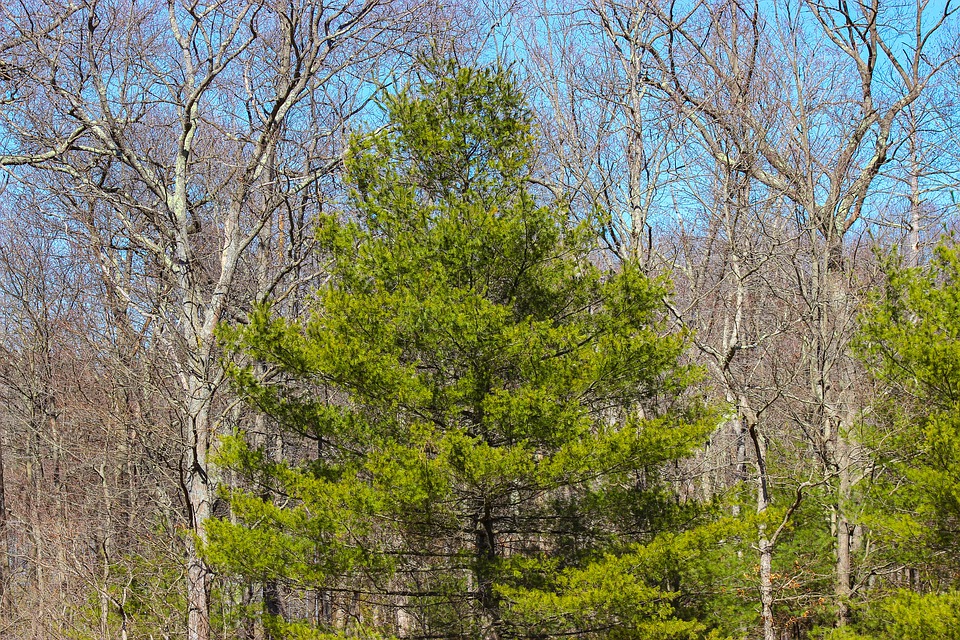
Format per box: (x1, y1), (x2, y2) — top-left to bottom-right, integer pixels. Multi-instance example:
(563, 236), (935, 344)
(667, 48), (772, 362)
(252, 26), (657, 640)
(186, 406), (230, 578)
(207, 61), (720, 639)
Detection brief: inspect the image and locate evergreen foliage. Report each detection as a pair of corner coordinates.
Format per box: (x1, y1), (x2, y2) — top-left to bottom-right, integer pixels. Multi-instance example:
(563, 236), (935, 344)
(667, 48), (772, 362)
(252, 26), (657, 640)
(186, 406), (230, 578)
(206, 61), (720, 638)
(207, 64), (719, 637)
(844, 242), (960, 637)
(857, 242), (960, 576)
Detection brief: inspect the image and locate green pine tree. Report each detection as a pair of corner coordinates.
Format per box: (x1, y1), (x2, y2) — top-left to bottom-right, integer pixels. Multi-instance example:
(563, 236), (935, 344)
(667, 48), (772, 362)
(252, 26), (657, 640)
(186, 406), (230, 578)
(856, 241), (960, 574)
(207, 61), (721, 639)
(829, 240), (960, 639)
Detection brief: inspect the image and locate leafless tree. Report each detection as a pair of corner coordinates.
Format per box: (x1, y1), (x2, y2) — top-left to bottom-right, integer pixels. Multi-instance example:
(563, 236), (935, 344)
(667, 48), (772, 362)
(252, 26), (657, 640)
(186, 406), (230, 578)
(635, 0), (956, 633)
(517, 0), (687, 267)
(0, 1), (428, 637)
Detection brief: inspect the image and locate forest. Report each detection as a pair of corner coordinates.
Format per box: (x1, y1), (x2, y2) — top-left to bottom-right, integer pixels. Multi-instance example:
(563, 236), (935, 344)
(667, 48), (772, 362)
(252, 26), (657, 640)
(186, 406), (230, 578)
(0, 1), (959, 639)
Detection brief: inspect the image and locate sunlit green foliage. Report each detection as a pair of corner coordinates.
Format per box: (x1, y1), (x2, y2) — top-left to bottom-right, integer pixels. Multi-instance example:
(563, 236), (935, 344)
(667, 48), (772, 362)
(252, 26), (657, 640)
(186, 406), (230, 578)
(857, 242), (960, 576)
(820, 590), (960, 640)
(205, 61), (722, 638)
(840, 241), (960, 637)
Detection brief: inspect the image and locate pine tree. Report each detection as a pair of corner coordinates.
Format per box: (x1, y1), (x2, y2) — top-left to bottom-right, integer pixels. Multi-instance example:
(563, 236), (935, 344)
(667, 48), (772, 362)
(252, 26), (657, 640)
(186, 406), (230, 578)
(857, 242), (960, 573)
(207, 61), (719, 639)
(832, 241), (960, 638)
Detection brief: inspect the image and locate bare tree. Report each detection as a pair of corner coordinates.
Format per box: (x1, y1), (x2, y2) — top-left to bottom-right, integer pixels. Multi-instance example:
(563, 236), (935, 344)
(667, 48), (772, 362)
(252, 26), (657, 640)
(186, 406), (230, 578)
(632, 0), (957, 631)
(0, 1), (426, 637)
(518, 0), (685, 266)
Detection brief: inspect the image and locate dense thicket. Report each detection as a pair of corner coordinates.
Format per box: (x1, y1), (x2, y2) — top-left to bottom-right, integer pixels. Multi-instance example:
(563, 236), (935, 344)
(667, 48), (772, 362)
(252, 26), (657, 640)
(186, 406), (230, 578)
(0, 1), (958, 639)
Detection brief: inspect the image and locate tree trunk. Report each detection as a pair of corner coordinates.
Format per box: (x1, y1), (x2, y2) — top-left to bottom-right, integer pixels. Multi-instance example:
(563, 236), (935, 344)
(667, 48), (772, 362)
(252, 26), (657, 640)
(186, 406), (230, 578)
(185, 388), (214, 640)
(759, 532), (775, 640)
(834, 435), (853, 626)
(748, 409), (776, 640)
(907, 122), (922, 269)
(819, 235), (856, 628)
(186, 536), (212, 640)
(475, 499), (499, 640)
(0, 424), (7, 619)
